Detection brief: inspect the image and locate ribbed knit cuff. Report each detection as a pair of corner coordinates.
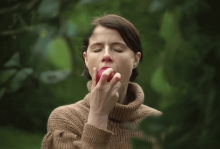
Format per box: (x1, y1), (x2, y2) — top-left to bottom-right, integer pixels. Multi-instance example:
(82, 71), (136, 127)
(81, 123), (113, 148)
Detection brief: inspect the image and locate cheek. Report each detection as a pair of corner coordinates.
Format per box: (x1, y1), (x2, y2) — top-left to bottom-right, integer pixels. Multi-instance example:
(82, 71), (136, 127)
(117, 56), (133, 79)
(86, 54), (99, 75)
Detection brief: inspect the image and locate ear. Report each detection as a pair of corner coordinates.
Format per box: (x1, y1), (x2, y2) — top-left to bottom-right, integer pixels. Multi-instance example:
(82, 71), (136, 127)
(83, 52), (88, 67)
(133, 52), (141, 69)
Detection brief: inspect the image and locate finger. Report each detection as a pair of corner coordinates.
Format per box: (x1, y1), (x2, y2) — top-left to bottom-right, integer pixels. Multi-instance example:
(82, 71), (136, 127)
(109, 72), (121, 87)
(111, 81), (121, 95)
(92, 67), (97, 89)
(98, 68), (114, 86)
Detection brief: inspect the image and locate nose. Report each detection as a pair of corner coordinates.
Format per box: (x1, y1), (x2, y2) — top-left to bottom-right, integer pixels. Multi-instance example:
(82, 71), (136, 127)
(102, 49), (113, 62)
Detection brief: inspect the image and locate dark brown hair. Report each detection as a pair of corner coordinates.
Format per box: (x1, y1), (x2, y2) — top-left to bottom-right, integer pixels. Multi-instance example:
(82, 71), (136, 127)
(82, 14), (143, 81)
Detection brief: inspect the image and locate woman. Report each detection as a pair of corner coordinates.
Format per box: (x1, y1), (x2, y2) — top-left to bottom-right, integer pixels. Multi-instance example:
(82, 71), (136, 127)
(42, 14), (162, 149)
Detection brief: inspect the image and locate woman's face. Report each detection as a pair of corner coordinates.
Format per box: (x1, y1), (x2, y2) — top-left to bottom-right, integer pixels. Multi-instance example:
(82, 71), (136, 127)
(83, 25), (141, 86)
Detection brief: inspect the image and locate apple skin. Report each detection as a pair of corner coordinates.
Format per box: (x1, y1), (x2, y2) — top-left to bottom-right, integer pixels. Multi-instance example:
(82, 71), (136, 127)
(96, 67), (115, 83)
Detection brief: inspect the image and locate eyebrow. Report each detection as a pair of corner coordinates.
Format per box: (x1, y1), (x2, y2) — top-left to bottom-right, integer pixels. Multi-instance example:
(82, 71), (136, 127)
(90, 42), (127, 49)
(90, 43), (103, 49)
(111, 42), (127, 47)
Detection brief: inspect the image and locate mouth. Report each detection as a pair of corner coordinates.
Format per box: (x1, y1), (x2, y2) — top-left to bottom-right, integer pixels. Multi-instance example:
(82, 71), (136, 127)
(100, 66), (111, 71)
(96, 66), (115, 83)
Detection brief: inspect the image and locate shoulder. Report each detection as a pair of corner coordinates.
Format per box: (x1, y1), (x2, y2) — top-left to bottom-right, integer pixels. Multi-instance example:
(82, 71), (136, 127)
(50, 100), (87, 117)
(47, 100), (89, 132)
(139, 104), (162, 117)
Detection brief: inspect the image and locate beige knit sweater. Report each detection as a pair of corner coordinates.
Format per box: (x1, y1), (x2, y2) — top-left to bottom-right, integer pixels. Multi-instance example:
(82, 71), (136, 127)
(42, 81), (162, 149)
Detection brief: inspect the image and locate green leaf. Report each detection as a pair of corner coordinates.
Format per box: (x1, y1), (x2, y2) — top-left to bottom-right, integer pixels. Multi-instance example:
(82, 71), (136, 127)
(66, 21), (77, 37)
(58, 20), (77, 37)
(0, 69), (17, 85)
(0, 88), (6, 100)
(37, 0), (60, 20)
(140, 116), (167, 136)
(10, 68), (33, 92)
(39, 70), (71, 84)
(150, 66), (171, 95)
(131, 137), (152, 149)
(31, 25), (57, 64)
(4, 53), (20, 67)
(47, 37), (72, 70)
(150, 0), (167, 12)
(79, 0), (105, 5)
(18, 32), (37, 68)
(0, 42), (16, 68)
(160, 11), (177, 42)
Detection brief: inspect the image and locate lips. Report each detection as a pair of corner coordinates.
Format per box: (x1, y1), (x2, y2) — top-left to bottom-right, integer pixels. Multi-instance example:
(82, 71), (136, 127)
(100, 66), (110, 71)
(96, 67), (115, 83)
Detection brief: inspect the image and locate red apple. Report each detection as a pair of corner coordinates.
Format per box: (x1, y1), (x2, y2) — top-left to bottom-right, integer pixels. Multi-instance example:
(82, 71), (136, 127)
(96, 67), (115, 83)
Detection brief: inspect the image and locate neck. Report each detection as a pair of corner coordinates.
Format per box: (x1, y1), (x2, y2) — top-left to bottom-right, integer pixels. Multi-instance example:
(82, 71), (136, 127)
(118, 83), (129, 104)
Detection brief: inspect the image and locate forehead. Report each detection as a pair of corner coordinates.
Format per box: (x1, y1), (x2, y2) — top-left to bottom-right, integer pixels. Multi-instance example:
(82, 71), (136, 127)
(89, 25), (125, 44)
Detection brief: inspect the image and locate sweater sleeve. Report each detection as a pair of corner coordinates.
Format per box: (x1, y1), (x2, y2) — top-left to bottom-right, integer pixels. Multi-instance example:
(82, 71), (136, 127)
(42, 106), (113, 149)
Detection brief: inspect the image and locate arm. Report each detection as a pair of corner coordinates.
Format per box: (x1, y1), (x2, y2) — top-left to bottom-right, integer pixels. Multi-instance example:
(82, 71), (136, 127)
(42, 107), (113, 149)
(42, 67), (121, 149)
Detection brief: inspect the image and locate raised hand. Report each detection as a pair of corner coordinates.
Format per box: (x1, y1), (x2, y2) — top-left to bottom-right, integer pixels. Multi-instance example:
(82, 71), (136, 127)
(88, 67), (121, 129)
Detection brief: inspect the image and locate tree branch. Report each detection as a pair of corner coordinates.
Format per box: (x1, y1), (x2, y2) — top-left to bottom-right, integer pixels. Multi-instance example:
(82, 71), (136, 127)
(0, 14), (32, 36)
(0, 0), (41, 15)
(0, 68), (19, 89)
(26, 0), (41, 10)
(64, 36), (81, 75)
(0, 27), (31, 36)
(0, 3), (23, 15)
(0, 66), (22, 71)
(19, 15), (27, 27)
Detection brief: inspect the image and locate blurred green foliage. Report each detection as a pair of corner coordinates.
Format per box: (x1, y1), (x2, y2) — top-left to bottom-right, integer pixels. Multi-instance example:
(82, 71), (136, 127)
(0, 0), (220, 148)
(0, 126), (43, 149)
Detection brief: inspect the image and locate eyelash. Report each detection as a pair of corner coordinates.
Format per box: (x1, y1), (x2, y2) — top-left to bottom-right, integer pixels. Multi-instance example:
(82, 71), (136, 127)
(94, 49), (123, 53)
(114, 49), (123, 53)
(94, 49), (102, 52)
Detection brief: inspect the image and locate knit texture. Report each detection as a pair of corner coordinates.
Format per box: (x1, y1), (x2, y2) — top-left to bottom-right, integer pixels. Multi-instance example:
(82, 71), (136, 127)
(42, 81), (162, 149)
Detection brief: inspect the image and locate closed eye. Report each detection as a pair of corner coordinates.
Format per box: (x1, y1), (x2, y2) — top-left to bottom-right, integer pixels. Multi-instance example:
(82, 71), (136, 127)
(94, 49), (102, 52)
(114, 49), (123, 53)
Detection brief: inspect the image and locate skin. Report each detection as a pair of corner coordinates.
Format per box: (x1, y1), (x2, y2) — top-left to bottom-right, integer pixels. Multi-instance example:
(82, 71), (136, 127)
(83, 25), (141, 130)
